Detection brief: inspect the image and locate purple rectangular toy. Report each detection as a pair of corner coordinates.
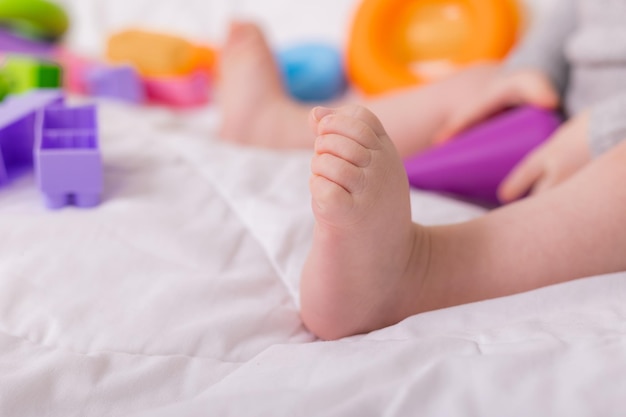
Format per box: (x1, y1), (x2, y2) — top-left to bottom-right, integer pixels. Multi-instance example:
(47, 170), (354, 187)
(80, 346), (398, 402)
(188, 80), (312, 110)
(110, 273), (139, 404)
(85, 65), (146, 103)
(403, 106), (562, 206)
(0, 89), (64, 185)
(34, 104), (103, 209)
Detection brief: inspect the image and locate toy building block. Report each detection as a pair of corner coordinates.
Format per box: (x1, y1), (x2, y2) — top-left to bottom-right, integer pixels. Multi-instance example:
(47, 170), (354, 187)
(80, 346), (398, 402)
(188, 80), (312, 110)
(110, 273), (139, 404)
(278, 43), (347, 102)
(4, 54), (63, 93)
(0, 70), (11, 100)
(144, 71), (209, 108)
(55, 48), (99, 94)
(34, 103), (102, 209)
(85, 65), (146, 104)
(0, 88), (63, 185)
(106, 29), (216, 77)
(403, 106), (562, 206)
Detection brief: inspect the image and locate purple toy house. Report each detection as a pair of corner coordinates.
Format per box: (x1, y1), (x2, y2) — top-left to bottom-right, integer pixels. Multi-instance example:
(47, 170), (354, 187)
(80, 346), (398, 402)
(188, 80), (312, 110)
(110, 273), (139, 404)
(0, 89), (64, 185)
(34, 104), (103, 209)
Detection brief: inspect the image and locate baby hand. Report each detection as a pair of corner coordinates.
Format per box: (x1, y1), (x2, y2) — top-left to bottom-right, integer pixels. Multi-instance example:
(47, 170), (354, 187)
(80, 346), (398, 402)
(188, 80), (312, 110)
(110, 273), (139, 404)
(498, 111), (592, 203)
(435, 69), (559, 143)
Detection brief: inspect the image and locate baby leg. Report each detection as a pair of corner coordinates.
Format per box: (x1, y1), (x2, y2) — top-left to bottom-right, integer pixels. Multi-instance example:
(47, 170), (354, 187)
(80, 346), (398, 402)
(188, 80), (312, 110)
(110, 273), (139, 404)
(300, 104), (432, 340)
(218, 22), (498, 156)
(218, 22), (312, 148)
(300, 105), (626, 340)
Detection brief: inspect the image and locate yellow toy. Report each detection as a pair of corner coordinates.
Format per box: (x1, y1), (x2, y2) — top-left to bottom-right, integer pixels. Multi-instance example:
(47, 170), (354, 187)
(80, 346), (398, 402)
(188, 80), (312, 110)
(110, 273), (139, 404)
(346, 0), (520, 95)
(106, 29), (215, 77)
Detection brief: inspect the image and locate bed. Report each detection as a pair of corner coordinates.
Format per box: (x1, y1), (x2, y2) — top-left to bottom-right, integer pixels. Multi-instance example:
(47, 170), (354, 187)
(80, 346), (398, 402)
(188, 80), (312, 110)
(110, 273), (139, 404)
(2, 0), (626, 416)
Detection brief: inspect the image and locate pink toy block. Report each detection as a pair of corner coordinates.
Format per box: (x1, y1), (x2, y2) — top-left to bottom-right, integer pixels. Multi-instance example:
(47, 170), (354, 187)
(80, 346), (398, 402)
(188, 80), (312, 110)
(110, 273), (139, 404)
(34, 103), (103, 209)
(144, 71), (210, 107)
(56, 48), (99, 94)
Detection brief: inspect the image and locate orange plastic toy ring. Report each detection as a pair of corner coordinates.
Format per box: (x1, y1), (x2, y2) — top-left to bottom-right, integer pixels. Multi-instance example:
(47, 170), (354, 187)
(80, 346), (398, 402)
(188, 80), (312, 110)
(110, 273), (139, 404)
(346, 0), (520, 95)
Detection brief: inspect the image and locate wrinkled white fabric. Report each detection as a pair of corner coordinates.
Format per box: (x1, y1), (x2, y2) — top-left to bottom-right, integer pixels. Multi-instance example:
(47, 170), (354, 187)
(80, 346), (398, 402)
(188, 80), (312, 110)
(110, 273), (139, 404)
(1, 0), (625, 416)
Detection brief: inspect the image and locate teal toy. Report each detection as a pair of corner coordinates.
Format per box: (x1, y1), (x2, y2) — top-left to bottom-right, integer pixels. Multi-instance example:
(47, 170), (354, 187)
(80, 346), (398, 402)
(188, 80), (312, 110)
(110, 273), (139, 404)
(0, 0), (69, 40)
(278, 43), (347, 102)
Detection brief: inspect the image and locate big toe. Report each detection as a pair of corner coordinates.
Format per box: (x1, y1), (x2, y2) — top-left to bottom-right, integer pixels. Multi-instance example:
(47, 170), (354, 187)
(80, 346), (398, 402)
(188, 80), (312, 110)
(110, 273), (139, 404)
(334, 104), (388, 138)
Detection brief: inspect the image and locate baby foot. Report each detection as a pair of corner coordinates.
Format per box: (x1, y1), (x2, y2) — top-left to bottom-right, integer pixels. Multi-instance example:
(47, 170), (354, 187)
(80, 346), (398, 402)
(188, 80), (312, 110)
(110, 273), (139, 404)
(217, 21), (311, 148)
(300, 105), (432, 340)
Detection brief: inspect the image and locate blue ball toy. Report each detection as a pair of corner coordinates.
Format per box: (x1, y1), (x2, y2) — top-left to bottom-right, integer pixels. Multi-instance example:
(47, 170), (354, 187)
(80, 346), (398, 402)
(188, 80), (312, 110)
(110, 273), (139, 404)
(277, 43), (347, 102)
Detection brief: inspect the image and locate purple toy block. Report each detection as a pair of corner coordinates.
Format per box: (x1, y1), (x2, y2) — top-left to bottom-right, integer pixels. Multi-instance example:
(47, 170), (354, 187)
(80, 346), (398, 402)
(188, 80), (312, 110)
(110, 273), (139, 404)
(404, 106), (562, 206)
(85, 65), (146, 103)
(35, 104), (103, 209)
(0, 89), (64, 185)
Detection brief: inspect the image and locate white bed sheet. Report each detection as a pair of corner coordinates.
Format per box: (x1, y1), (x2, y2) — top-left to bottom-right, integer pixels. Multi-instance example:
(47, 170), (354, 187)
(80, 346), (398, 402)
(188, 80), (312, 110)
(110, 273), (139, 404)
(2, 0), (626, 416)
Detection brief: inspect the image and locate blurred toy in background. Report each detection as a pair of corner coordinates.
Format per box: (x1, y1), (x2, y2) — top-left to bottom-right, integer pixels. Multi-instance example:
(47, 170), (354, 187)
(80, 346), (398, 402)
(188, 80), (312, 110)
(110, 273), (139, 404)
(277, 43), (347, 102)
(0, 0), (66, 98)
(103, 29), (215, 107)
(55, 48), (97, 95)
(102, 28), (348, 106)
(0, 70), (11, 100)
(0, 1), (345, 108)
(56, 28), (218, 108)
(4, 54), (62, 93)
(84, 65), (145, 104)
(143, 71), (210, 108)
(0, 0), (68, 41)
(106, 29), (215, 77)
(346, 0), (520, 95)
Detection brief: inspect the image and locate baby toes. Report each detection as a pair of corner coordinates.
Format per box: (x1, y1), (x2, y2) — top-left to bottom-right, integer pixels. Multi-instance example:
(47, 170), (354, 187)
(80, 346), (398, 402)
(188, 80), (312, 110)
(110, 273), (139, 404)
(311, 152), (366, 194)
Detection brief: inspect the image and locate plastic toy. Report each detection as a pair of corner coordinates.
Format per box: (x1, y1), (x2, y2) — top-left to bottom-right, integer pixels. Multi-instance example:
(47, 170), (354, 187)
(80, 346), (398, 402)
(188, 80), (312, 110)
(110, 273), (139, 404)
(4, 54), (62, 93)
(58, 47), (210, 108)
(346, 0), (520, 95)
(0, 0), (69, 40)
(106, 29), (216, 77)
(403, 106), (561, 206)
(144, 71), (210, 108)
(34, 103), (102, 209)
(277, 43), (347, 102)
(85, 65), (146, 104)
(0, 27), (55, 57)
(0, 71), (11, 100)
(0, 88), (63, 185)
(56, 48), (98, 94)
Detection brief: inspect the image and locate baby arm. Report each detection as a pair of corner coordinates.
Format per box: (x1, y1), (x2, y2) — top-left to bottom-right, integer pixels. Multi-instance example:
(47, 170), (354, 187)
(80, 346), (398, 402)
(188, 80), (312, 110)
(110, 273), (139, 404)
(500, 92), (626, 202)
(498, 110), (591, 202)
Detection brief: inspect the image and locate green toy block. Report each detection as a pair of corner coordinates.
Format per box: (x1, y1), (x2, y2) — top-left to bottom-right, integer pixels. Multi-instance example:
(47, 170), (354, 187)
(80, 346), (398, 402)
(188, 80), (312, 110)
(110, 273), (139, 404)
(3, 55), (62, 93)
(0, 71), (11, 101)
